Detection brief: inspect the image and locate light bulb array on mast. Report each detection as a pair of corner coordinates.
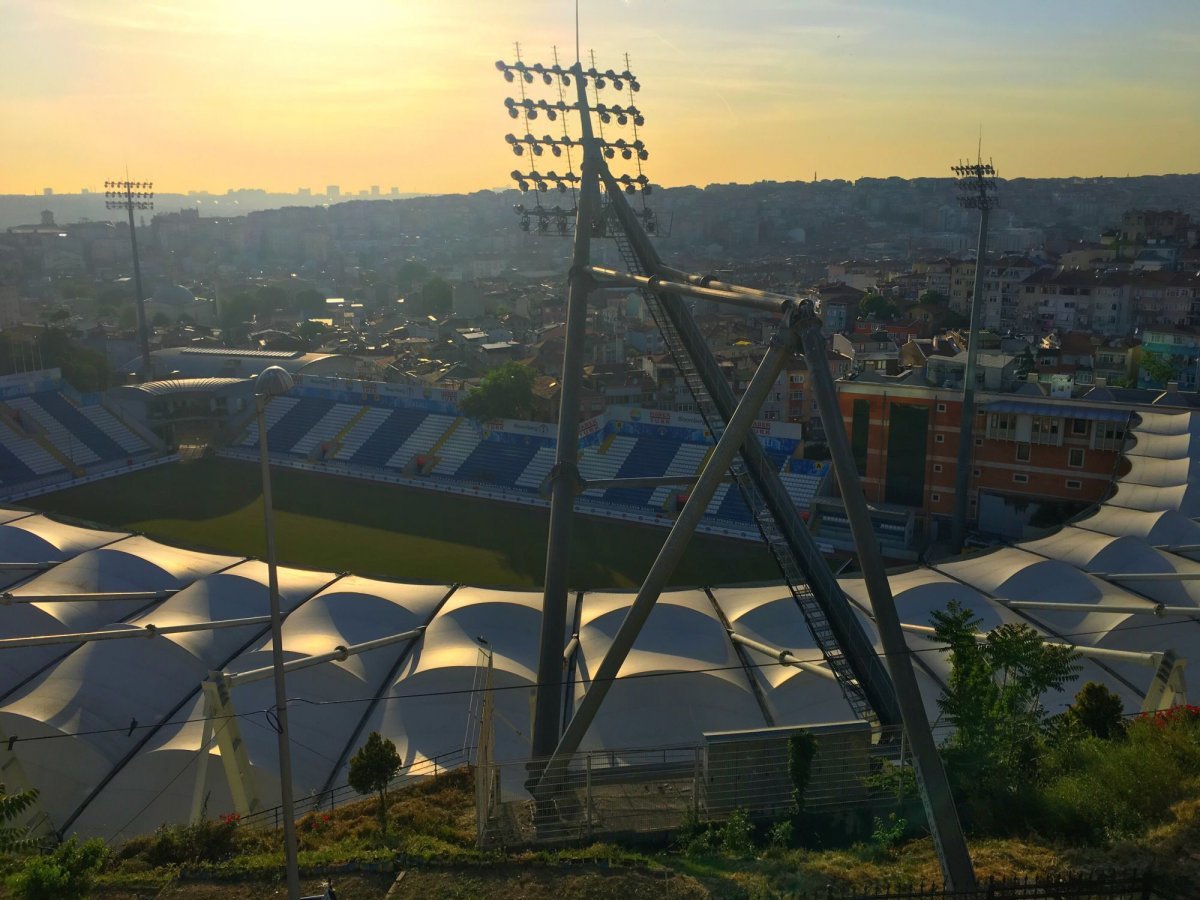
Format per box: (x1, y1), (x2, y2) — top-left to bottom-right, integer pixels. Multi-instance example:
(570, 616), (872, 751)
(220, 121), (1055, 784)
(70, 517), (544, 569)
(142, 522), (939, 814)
(496, 47), (660, 236)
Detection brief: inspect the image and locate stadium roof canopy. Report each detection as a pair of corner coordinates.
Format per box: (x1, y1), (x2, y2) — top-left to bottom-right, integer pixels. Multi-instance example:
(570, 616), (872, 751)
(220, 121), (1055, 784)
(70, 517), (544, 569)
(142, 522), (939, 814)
(1, 410), (1199, 840)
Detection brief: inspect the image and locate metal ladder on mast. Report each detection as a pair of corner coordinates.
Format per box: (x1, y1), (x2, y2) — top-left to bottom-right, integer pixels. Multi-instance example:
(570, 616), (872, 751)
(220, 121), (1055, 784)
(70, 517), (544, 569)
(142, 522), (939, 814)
(610, 226), (877, 725)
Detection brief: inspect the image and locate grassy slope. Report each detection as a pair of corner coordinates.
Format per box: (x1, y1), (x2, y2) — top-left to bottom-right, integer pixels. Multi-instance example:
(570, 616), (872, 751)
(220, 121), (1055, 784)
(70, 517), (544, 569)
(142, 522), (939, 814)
(87, 767), (1200, 900)
(24, 457), (777, 589)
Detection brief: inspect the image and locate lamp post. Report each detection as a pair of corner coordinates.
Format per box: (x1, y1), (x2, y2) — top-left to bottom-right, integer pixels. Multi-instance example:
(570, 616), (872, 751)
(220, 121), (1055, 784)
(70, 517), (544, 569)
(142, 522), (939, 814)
(254, 365), (300, 900)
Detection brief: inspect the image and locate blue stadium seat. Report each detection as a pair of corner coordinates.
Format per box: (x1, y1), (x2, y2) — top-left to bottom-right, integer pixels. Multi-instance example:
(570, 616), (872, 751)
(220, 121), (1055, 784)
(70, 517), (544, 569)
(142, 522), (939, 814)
(454, 440), (542, 487)
(603, 435), (683, 508)
(0, 441), (37, 486)
(349, 408), (430, 468)
(32, 392), (126, 460)
(266, 399), (337, 454)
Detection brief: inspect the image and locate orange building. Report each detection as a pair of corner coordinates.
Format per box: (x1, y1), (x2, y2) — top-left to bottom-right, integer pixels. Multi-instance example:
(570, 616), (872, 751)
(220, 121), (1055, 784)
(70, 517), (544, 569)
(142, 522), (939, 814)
(834, 370), (1130, 539)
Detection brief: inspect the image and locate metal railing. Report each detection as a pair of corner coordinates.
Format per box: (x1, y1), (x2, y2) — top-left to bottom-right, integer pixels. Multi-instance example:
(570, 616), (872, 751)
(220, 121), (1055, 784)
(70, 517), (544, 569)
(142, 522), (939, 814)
(477, 723), (937, 848)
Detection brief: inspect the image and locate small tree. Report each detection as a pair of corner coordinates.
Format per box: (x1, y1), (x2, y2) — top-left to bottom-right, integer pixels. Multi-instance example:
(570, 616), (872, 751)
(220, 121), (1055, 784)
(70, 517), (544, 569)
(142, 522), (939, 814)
(1066, 681), (1125, 740)
(0, 785), (39, 853)
(1140, 350), (1179, 387)
(930, 600), (1079, 829)
(460, 362), (536, 421)
(348, 732), (401, 834)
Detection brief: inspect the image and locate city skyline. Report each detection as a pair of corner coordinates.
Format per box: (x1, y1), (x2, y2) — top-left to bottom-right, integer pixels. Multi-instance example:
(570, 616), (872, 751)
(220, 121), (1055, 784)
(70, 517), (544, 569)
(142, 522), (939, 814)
(4, 0), (1199, 196)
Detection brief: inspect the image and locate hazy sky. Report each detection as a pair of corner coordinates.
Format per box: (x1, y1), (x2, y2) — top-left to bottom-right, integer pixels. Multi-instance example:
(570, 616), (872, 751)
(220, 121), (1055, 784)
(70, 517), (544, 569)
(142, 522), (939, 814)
(3, 0), (1198, 195)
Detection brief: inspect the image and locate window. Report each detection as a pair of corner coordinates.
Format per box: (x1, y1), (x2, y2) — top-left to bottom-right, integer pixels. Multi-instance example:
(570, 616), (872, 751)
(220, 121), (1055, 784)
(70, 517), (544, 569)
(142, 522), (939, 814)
(1031, 415), (1061, 446)
(935, 434), (945, 444)
(937, 402), (947, 413)
(1093, 423), (1127, 451)
(790, 391), (804, 401)
(933, 463), (943, 473)
(973, 468), (981, 477)
(931, 493), (941, 502)
(1016, 443), (1031, 462)
(988, 412), (1017, 440)
(1066, 479), (1082, 490)
(1071, 418), (1089, 436)
(1069, 447), (1085, 468)
(1013, 473), (1029, 484)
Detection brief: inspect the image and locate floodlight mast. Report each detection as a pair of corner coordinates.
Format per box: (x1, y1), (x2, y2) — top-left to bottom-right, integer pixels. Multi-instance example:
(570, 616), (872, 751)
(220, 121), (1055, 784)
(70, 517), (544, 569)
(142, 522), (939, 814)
(949, 158), (999, 552)
(499, 48), (975, 890)
(530, 58), (603, 769)
(105, 179), (154, 379)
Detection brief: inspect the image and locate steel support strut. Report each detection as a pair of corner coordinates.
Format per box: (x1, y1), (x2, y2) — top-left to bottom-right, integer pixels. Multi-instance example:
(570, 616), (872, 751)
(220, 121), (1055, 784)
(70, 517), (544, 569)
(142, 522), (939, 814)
(599, 172), (902, 728)
(530, 61), (605, 767)
(536, 301), (813, 794)
(799, 322), (977, 892)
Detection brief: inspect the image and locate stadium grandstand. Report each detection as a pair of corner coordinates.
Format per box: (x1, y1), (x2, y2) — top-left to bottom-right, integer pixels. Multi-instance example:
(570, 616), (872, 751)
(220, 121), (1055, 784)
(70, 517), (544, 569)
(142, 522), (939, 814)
(0, 370), (166, 500)
(1, 368), (827, 537)
(0, 405), (1194, 843)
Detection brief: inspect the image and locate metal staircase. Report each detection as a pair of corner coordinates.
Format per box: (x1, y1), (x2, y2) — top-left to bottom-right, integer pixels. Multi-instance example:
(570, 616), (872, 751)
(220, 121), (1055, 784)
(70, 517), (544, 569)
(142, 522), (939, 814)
(610, 227), (882, 725)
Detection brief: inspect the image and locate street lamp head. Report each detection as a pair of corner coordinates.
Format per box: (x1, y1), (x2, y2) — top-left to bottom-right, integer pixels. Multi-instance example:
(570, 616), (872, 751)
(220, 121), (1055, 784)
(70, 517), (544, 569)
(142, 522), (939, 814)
(255, 366), (295, 398)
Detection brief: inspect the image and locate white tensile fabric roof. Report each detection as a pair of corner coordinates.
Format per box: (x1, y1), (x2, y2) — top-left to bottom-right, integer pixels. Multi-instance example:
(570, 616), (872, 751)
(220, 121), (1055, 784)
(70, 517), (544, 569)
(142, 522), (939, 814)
(2, 410), (1199, 840)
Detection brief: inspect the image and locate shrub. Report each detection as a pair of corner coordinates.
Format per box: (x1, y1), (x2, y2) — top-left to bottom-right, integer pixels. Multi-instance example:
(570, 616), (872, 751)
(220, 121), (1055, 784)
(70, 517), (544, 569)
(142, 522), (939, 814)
(767, 819), (794, 850)
(787, 732), (818, 816)
(1067, 682), (1125, 740)
(720, 807), (756, 858)
(870, 813), (907, 854)
(6, 837), (108, 900)
(1036, 712), (1200, 843)
(143, 817), (240, 866)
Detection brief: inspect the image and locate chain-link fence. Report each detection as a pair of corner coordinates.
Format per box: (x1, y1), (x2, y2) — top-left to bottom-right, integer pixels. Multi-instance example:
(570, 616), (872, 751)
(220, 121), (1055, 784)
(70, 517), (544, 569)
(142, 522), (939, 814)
(477, 721), (930, 847)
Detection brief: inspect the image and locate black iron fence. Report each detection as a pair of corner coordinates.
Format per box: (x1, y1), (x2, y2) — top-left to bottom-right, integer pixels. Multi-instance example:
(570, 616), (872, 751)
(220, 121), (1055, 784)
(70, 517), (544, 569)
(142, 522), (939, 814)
(791, 870), (1174, 900)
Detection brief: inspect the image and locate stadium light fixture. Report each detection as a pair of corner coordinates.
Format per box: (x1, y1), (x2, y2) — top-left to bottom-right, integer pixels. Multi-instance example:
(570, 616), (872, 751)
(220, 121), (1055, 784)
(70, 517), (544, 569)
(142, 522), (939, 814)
(254, 365), (300, 900)
(105, 178), (154, 379)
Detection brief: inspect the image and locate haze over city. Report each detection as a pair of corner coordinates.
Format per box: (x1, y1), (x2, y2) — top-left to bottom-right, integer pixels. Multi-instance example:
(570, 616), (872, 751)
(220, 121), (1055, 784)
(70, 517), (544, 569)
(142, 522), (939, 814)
(4, 0), (1199, 197)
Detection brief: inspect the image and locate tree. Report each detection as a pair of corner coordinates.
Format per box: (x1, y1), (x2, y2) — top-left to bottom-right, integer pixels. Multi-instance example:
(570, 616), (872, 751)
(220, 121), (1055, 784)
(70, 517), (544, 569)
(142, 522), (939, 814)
(293, 288), (326, 315)
(1140, 350), (1179, 387)
(460, 362), (535, 421)
(1066, 681), (1125, 740)
(0, 785), (39, 853)
(348, 732), (401, 834)
(396, 260), (430, 292)
(297, 320), (331, 349)
(150, 311), (170, 327)
(858, 293), (899, 321)
(918, 289), (949, 307)
(930, 600), (1079, 829)
(415, 276), (454, 317)
(1015, 345), (1035, 378)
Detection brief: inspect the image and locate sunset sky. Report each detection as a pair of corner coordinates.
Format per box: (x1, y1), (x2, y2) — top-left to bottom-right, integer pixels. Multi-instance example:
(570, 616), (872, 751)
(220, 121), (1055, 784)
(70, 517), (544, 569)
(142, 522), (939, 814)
(3, 0), (1198, 195)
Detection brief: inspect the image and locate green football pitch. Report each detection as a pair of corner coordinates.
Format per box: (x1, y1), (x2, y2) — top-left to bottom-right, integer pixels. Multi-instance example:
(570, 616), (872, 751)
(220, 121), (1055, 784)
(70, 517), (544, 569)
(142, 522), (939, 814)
(24, 458), (779, 589)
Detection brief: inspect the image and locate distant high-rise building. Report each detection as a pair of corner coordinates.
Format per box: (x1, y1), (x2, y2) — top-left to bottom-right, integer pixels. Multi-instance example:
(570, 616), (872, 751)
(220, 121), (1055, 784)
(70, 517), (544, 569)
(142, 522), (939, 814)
(42, 187), (53, 196)
(390, 186), (399, 196)
(370, 185), (380, 197)
(81, 188), (90, 195)
(326, 185), (340, 199)
(298, 187), (311, 197)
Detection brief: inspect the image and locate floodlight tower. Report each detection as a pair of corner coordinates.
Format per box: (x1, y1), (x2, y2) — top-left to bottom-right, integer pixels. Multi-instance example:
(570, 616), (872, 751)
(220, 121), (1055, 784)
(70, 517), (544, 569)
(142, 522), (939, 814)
(949, 158), (999, 553)
(498, 46), (648, 766)
(497, 48), (974, 891)
(105, 179), (154, 379)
